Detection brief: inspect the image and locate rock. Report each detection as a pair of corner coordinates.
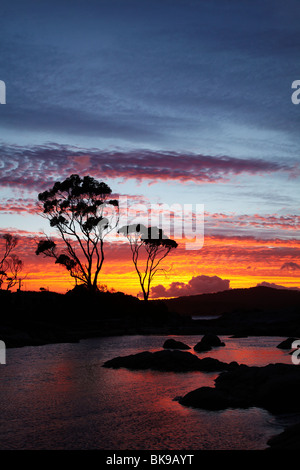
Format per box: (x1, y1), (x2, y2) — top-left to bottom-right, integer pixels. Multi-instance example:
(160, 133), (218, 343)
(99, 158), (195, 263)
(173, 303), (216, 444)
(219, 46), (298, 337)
(103, 349), (235, 372)
(179, 387), (234, 410)
(163, 339), (190, 350)
(215, 363), (300, 413)
(256, 371), (300, 413)
(179, 363), (300, 414)
(276, 337), (299, 349)
(194, 334), (225, 352)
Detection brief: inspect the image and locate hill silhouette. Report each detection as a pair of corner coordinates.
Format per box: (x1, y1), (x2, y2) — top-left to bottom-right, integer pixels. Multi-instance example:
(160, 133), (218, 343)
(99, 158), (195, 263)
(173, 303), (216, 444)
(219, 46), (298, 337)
(162, 285), (300, 317)
(0, 285), (299, 347)
(0, 287), (182, 348)
(162, 286), (300, 337)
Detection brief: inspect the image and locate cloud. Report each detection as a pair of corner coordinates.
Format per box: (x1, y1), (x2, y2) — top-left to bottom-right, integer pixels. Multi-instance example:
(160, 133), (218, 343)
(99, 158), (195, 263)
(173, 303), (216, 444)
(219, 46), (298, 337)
(0, 198), (39, 215)
(256, 281), (300, 291)
(0, 143), (298, 192)
(1, 0), (300, 151)
(205, 212), (300, 232)
(150, 274), (230, 298)
(280, 261), (300, 271)
(0, 192), (146, 215)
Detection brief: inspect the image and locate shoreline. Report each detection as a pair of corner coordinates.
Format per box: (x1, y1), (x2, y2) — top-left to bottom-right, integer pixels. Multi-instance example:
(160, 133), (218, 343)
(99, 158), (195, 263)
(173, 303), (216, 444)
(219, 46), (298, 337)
(1, 286), (299, 349)
(2, 320), (298, 350)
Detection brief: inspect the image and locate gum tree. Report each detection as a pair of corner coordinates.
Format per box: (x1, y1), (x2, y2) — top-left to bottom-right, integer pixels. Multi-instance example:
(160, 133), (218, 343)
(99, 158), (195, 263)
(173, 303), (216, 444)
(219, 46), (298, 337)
(118, 224), (178, 301)
(36, 174), (118, 292)
(0, 234), (22, 290)
(5, 255), (24, 290)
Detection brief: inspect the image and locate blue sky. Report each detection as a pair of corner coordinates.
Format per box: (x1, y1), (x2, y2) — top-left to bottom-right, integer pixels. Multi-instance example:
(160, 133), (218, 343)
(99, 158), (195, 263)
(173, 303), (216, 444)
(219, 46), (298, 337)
(1, 0), (300, 151)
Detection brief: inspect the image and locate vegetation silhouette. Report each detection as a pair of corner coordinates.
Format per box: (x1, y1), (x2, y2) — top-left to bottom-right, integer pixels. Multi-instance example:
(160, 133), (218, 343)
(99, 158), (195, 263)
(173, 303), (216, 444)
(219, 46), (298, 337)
(0, 234), (23, 290)
(36, 174), (119, 293)
(118, 224), (178, 301)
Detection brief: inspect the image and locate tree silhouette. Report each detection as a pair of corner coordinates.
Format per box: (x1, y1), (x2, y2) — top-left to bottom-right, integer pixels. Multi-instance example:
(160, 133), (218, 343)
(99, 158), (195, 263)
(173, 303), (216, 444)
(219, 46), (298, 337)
(118, 224), (178, 301)
(0, 234), (23, 290)
(36, 174), (119, 292)
(5, 255), (23, 290)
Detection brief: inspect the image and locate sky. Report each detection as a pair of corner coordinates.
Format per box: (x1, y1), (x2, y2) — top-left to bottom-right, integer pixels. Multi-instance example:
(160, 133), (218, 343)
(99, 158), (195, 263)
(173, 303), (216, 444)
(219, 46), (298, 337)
(0, 0), (299, 296)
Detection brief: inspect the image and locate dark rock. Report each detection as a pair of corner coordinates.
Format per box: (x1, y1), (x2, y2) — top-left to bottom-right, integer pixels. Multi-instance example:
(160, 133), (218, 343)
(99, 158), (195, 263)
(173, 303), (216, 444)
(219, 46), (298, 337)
(179, 363), (300, 414)
(163, 338), (190, 350)
(215, 363), (300, 413)
(256, 372), (300, 413)
(103, 349), (234, 372)
(179, 387), (235, 410)
(276, 337), (299, 349)
(194, 334), (225, 352)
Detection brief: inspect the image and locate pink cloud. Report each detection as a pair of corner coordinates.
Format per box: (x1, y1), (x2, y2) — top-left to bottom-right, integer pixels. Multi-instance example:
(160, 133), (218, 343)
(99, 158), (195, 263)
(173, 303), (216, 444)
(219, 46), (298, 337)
(0, 198), (39, 215)
(0, 143), (298, 191)
(205, 213), (300, 231)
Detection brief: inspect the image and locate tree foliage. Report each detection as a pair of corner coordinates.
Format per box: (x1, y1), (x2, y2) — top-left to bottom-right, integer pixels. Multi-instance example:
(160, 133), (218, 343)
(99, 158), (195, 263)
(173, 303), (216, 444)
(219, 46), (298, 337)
(36, 174), (119, 292)
(118, 224), (178, 301)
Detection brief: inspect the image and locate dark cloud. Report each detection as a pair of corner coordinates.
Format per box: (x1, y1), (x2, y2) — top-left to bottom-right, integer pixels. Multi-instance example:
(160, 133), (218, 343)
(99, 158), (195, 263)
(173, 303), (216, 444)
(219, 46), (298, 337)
(0, 0), (300, 147)
(150, 274), (230, 298)
(280, 261), (300, 271)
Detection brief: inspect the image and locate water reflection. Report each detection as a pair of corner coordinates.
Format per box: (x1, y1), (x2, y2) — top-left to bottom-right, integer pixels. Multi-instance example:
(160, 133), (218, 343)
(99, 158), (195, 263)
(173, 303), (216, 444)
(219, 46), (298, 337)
(0, 335), (292, 450)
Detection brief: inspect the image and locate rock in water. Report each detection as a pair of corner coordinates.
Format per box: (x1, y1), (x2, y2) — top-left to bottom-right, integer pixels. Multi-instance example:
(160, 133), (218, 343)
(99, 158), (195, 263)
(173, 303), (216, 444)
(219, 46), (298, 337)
(179, 363), (300, 414)
(163, 339), (190, 350)
(179, 386), (240, 410)
(194, 334), (225, 352)
(103, 349), (235, 372)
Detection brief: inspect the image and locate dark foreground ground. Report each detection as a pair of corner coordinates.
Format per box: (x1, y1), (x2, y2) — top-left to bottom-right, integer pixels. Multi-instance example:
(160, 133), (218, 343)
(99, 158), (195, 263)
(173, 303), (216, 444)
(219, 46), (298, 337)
(1, 285), (300, 348)
(1, 285), (300, 449)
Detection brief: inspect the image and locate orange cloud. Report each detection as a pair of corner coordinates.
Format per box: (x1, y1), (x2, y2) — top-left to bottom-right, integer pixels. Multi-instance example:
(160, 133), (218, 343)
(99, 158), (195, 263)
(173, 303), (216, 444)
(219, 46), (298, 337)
(1, 230), (299, 296)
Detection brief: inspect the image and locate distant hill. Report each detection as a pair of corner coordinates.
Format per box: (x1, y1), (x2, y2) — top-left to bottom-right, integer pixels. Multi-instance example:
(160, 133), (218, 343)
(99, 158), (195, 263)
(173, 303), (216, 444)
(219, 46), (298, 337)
(161, 286), (300, 317)
(1, 285), (300, 346)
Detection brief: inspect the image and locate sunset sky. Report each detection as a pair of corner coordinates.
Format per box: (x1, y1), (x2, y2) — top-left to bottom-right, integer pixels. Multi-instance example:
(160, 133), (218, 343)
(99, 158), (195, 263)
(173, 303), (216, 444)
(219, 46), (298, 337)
(0, 0), (299, 296)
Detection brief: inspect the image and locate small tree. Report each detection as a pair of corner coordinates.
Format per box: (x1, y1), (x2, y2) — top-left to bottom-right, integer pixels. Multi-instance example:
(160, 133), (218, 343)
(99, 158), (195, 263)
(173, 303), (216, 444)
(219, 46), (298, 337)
(36, 174), (119, 292)
(0, 234), (20, 290)
(118, 224), (178, 301)
(5, 255), (23, 290)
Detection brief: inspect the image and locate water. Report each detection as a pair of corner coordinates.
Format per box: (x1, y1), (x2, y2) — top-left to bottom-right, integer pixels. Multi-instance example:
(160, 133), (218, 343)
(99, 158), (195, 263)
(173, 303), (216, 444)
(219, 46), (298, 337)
(0, 335), (296, 450)
(192, 315), (221, 320)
